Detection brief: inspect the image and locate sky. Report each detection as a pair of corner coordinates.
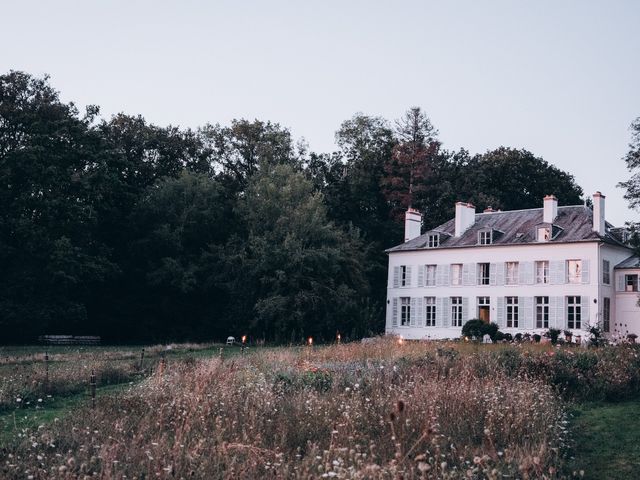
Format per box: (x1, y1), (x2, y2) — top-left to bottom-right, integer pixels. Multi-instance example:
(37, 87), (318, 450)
(1, 0), (639, 225)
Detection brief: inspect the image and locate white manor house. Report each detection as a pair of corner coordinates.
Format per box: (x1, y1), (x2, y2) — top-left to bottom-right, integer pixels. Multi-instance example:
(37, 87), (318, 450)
(385, 192), (640, 340)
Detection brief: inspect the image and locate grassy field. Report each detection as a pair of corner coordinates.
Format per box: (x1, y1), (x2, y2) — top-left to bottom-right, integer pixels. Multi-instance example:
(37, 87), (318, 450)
(569, 400), (640, 480)
(0, 339), (639, 478)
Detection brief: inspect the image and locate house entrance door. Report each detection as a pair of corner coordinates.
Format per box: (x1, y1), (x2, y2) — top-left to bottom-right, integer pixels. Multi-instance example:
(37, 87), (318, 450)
(477, 297), (491, 324)
(478, 306), (490, 323)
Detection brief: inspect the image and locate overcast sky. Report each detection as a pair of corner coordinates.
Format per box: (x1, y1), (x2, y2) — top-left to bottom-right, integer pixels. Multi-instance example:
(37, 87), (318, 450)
(2, 0), (639, 225)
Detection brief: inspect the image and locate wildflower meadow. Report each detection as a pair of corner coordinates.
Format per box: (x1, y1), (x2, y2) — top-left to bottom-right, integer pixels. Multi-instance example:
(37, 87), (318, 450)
(1, 339), (639, 479)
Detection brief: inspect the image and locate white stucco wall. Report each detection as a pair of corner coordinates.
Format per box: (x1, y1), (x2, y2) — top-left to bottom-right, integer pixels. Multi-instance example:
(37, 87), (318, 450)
(386, 241), (632, 340)
(613, 267), (640, 338)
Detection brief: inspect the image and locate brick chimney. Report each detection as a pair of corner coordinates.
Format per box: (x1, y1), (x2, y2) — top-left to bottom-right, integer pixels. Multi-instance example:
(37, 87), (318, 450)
(593, 192), (605, 234)
(543, 195), (558, 223)
(455, 202), (476, 237)
(404, 208), (422, 242)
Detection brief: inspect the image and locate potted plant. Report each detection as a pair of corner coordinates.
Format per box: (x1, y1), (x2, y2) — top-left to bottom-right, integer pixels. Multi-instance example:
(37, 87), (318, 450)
(545, 328), (561, 345)
(564, 330), (573, 344)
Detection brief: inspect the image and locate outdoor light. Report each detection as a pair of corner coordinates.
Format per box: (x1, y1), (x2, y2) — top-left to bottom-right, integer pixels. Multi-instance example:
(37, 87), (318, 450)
(337, 332), (341, 344)
(241, 335), (247, 344)
(308, 337), (313, 346)
(398, 335), (404, 345)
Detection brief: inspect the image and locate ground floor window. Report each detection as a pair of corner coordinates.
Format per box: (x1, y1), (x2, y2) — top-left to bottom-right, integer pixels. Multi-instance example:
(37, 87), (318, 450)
(603, 297), (610, 333)
(506, 296), (519, 328)
(400, 297), (410, 326)
(451, 297), (463, 327)
(536, 296), (549, 328)
(425, 297), (436, 326)
(567, 296), (581, 329)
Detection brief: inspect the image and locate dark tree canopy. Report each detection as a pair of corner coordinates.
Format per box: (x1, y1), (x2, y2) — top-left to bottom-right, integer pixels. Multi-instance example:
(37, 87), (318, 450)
(619, 117), (640, 210)
(382, 107), (440, 222)
(0, 72), (592, 343)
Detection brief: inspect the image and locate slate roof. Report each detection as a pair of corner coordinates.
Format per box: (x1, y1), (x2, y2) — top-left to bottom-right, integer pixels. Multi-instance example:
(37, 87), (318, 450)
(387, 205), (629, 253)
(615, 255), (640, 269)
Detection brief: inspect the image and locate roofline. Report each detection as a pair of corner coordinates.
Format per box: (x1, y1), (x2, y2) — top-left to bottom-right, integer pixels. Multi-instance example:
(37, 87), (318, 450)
(385, 238), (633, 254)
(474, 204), (587, 216)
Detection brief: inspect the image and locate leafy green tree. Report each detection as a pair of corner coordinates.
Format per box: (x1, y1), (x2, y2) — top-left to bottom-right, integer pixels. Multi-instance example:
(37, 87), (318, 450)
(224, 164), (370, 342)
(381, 107), (440, 222)
(460, 147), (584, 211)
(0, 71), (115, 341)
(122, 171), (235, 341)
(619, 117), (640, 210)
(332, 114), (398, 244)
(201, 119), (298, 191)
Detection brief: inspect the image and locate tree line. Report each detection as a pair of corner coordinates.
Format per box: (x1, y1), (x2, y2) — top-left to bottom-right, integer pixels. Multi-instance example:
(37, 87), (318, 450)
(0, 71), (589, 343)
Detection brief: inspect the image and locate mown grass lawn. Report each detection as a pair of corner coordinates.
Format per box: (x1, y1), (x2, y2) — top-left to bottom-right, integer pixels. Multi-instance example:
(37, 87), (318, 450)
(0, 383), (135, 442)
(570, 400), (640, 479)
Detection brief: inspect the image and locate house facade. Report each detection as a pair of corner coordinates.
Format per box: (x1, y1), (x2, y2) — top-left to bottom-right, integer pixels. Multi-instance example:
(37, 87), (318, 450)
(385, 193), (640, 340)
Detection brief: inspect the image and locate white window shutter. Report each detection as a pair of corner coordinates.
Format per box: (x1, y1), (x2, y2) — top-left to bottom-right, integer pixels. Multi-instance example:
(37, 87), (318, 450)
(524, 297), (534, 329)
(490, 263), (497, 285)
(392, 298), (398, 327)
(436, 297), (445, 327)
(417, 265), (425, 287)
(525, 262), (535, 285)
(393, 267), (399, 288)
(548, 297), (557, 329)
(462, 264), (470, 285)
(550, 261), (564, 284)
(517, 263), (525, 285)
(462, 297), (469, 323)
(417, 297), (424, 326)
(581, 296), (590, 329)
(410, 298), (417, 326)
(442, 298), (451, 327)
(440, 264), (450, 286)
(518, 296), (525, 327)
(496, 297), (505, 327)
(405, 266), (412, 287)
(496, 262), (505, 286)
(581, 259), (590, 284)
(549, 262), (558, 284)
(557, 297), (566, 330)
(463, 263), (476, 286)
(617, 273), (624, 292)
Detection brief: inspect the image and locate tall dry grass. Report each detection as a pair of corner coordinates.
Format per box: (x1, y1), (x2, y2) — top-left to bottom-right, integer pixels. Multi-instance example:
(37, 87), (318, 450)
(1, 339), (578, 479)
(0, 343), (218, 411)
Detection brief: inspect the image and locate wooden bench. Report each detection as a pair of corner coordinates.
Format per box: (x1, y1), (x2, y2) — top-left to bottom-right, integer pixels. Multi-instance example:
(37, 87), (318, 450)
(38, 335), (101, 345)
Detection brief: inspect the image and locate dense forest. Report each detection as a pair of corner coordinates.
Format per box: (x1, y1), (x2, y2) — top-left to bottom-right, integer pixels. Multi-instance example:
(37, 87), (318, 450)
(0, 71), (589, 343)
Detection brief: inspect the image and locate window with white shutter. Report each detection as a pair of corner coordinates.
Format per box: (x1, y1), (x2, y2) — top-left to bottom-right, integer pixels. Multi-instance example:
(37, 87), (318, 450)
(425, 265), (436, 286)
(506, 262), (519, 285)
(400, 297), (410, 326)
(567, 296), (581, 329)
(535, 296), (549, 328)
(506, 297), (518, 327)
(425, 297), (436, 327)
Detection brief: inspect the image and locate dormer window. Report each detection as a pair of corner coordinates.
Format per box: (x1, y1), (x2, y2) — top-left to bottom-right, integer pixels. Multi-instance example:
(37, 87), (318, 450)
(427, 233), (439, 248)
(537, 227), (551, 242)
(478, 230), (493, 245)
